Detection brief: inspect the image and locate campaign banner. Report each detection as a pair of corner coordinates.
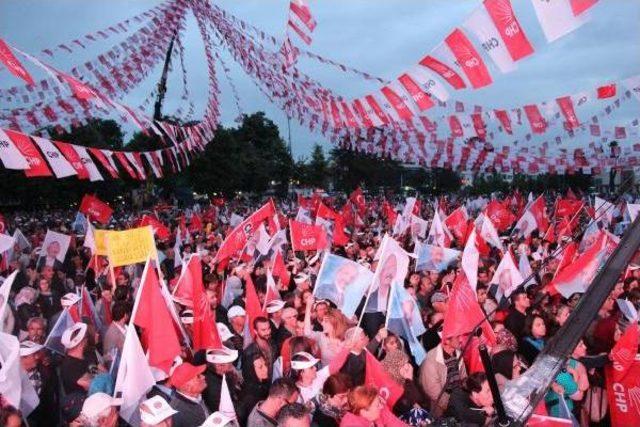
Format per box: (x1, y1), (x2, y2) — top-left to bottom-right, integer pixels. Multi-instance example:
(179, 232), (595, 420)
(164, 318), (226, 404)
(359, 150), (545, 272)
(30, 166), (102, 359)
(415, 243), (461, 272)
(106, 226), (157, 267)
(314, 253), (373, 318)
(606, 358), (640, 427)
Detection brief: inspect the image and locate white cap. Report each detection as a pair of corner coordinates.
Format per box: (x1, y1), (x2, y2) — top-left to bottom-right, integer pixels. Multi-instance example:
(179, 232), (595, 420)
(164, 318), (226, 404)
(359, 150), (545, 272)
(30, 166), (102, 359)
(200, 411), (234, 427)
(290, 351), (320, 370)
(81, 392), (123, 420)
(294, 273), (309, 285)
(19, 340), (43, 356)
(206, 347), (239, 364)
(180, 309), (194, 325)
(61, 293), (81, 308)
(266, 299), (285, 314)
(139, 396), (177, 425)
(61, 323), (88, 349)
(216, 322), (234, 342)
(227, 305), (246, 319)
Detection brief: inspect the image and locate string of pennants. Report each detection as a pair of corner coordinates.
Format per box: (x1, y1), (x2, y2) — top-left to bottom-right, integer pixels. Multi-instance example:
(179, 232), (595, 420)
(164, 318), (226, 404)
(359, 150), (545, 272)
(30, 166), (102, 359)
(1, 0), (638, 178)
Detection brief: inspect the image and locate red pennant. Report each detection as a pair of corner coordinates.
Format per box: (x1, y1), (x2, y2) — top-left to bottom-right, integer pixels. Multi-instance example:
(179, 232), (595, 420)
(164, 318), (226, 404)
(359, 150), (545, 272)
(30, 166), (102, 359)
(79, 194), (113, 224)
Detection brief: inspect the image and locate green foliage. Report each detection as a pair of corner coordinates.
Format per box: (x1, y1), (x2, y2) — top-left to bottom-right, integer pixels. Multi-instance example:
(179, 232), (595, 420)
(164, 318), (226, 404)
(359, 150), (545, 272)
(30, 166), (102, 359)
(188, 112), (294, 195)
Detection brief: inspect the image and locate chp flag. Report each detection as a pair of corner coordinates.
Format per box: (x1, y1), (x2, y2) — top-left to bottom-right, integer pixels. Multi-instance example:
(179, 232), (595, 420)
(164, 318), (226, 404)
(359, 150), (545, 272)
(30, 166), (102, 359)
(79, 194), (113, 225)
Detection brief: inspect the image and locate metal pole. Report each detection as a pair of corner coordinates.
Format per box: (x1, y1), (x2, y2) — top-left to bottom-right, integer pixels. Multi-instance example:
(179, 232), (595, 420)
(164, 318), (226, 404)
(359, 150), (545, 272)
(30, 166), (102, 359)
(478, 343), (511, 426)
(153, 30), (179, 121)
(287, 116), (292, 156)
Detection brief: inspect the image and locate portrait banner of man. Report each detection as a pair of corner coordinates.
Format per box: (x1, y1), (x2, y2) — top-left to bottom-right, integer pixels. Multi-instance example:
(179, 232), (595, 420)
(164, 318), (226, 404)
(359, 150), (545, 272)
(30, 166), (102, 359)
(415, 243), (461, 273)
(365, 234), (410, 313)
(386, 282), (427, 364)
(37, 229), (71, 271)
(489, 252), (524, 302)
(313, 253), (373, 318)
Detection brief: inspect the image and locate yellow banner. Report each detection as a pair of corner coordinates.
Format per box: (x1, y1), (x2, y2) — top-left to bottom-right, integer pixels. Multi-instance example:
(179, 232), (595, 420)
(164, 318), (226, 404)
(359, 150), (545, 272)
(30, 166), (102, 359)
(106, 226), (157, 267)
(94, 230), (109, 256)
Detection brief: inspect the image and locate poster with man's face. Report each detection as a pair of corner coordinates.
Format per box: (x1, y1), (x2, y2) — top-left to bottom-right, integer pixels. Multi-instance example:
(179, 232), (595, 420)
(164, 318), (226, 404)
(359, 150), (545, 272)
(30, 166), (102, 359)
(415, 243), (461, 272)
(490, 252), (524, 300)
(366, 235), (410, 313)
(314, 254), (373, 318)
(39, 230), (71, 263)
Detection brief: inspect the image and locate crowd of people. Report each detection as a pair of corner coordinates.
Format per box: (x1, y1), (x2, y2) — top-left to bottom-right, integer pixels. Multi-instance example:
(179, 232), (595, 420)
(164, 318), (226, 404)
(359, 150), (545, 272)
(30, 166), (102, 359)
(0, 187), (638, 427)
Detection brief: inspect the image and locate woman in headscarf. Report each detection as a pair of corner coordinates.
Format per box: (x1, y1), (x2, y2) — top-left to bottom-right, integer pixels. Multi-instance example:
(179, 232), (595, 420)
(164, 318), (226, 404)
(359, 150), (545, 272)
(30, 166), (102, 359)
(381, 349), (431, 425)
(237, 352), (271, 425)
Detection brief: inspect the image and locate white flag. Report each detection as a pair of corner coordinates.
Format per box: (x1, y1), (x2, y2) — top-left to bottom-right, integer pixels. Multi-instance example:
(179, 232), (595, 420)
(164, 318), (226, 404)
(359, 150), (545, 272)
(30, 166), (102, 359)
(124, 152), (146, 179)
(0, 332), (22, 409)
(478, 214), (503, 251)
(114, 326), (156, 427)
(0, 271), (18, 329)
(463, 5), (517, 73)
(490, 252), (524, 301)
(13, 228), (31, 251)
(73, 145), (104, 182)
(530, 0), (588, 42)
(31, 136), (77, 178)
(0, 128), (29, 170)
(0, 233), (15, 253)
(220, 374), (237, 421)
(462, 228), (480, 291)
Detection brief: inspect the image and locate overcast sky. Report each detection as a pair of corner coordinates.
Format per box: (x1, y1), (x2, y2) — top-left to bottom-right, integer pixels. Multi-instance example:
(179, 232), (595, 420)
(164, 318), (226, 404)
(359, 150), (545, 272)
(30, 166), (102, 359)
(2, 0), (639, 159)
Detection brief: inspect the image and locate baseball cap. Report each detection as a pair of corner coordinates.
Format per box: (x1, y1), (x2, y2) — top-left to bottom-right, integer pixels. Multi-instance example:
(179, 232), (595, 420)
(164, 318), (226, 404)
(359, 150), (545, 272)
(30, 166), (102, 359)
(61, 292), (81, 308)
(200, 411), (234, 427)
(139, 396), (178, 425)
(81, 392), (123, 420)
(61, 322), (88, 349)
(19, 340), (43, 356)
(206, 347), (238, 364)
(227, 305), (246, 319)
(216, 323), (234, 342)
(266, 299), (285, 314)
(168, 362), (206, 388)
(294, 273), (309, 284)
(180, 309), (194, 325)
(290, 351), (320, 370)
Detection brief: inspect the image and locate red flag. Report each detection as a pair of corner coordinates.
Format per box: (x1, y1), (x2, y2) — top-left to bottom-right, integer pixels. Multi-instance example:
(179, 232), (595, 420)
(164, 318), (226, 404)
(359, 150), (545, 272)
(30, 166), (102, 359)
(140, 215), (171, 240)
(289, 219), (328, 252)
(554, 242), (577, 278)
(449, 115), (464, 137)
(4, 129), (52, 177)
(0, 38), (35, 85)
(365, 351), (404, 408)
(245, 274), (265, 338)
(597, 83), (616, 99)
(494, 110), (513, 134)
(55, 142), (90, 179)
(332, 217), (350, 247)
(272, 250), (291, 286)
(316, 202), (338, 221)
(523, 105), (547, 134)
(442, 273), (494, 344)
(471, 113), (486, 139)
(547, 233), (606, 298)
(189, 213), (203, 233)
(485, 200), (515, 232)
(555, 199), (583, 218)
(445, 207), (469, 242)
(556, 96), (580, 130)
(419, 55), (467, 89)
(570, 0), (598, 16)
(382, 200), (398, 227)
(610, 322), (639, 381)
(529, 196), (550, 231)
(398, 73), (434, 111)
(187, 255), (222, 350)
(605, 360), (640, 426)
(484, 0), (534, 61)
(349, 188), (367, 215)
(216, 200), (276, 262)
(79, 194), (113, 225)
(380, 86), (413, 120)
(445, 29), (493, 89)
(134, 262), (182, 373)
(615, 126), (627, 139)
(88, 148), (119, 178)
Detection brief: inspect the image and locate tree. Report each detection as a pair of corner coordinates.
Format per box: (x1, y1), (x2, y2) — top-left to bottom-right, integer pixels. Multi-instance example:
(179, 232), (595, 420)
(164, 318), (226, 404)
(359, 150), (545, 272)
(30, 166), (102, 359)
(304, 144), (328, 188)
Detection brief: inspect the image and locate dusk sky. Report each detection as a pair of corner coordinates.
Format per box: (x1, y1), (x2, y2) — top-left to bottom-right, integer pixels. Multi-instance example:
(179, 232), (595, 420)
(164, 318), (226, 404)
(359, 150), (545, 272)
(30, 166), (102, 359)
(2, 0), (639, 159)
